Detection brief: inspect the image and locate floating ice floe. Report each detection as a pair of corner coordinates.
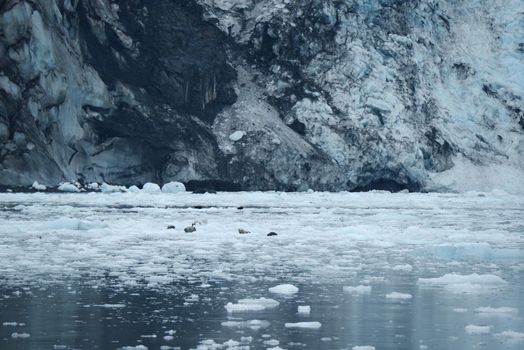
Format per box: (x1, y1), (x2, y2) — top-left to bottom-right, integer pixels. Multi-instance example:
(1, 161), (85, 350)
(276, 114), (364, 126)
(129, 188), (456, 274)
(417, 273), (507, 294)
(352, 346), (375, 350)
(268, 284), (299, 295)
(142, 182), (161, 193)
(31, 181), (46, 191)
(91, 304), (126, 308)
(11, 332), (30, 338)
(494, 331), (524, 341)
(229, 130), (245, 141)
(284, 321), (321, 329)
(221, 319), (270, 330)
(120, 346), (148, 350)
(2, 322), (19, 326)
(225, 297), (279, 313)
(343, 285), (372, 294)
(161, 181), (186, 193)
(386, 292), (412, 300)
(297, 305), (311, 315)
(57, 182), (80, 192)
(475, 307), (518, 315)
(465, 325), (491, 334)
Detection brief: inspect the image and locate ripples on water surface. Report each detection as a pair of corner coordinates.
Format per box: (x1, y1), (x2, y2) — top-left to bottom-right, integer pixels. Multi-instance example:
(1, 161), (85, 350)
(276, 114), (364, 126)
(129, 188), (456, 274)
(0, 191), (523, 350)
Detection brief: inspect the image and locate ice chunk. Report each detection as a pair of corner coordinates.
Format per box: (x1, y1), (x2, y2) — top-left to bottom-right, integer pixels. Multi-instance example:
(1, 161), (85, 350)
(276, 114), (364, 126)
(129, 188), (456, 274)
(229, 130), (245, 141)
(31, 181), (46, 191)
(162, 182), (186, 193)
(418, 273), (507, 294)
(128, 185), (141, 193)
(284, 321), (321, 329)
(494, 331), (524, 341)
(120, 346), (148, 350)
(352, 346), (375, 350)
(453, 308), (468, 313)
(386, 292), (412, 299)
(391, 264), (413, 272)
(268, 284), (299, 295)
(343, 285), (372, 294)
(142, 183), (161, 193)
(101, 183), (126, 193)
(11, 332), (30, 338)
(475, 307), (518, 315)
(87, 182), (99, 190)
(57, 182), (80, 192)
(221, 319), (270, 330)
(263, 339), (279, 346)
(2, 322), (18, 326)
(298, 305), (311, 315)
(225, 297), (279, 313)
(465, 325), (491, 334)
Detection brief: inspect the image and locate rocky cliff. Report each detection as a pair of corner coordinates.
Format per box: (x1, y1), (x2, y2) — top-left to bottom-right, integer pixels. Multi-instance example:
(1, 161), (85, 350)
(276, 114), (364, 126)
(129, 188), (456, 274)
(1, 0), (523, 191)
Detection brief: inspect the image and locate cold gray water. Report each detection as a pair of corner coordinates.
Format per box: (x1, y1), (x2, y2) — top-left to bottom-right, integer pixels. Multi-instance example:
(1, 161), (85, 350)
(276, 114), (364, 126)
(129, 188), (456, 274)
(1, 192), (523, 349)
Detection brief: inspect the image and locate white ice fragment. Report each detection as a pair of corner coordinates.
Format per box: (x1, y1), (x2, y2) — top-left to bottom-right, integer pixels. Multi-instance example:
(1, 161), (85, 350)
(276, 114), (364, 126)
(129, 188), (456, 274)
(11, 332), (30, 338)
(87, 182), (99, 190)
(386, 292), (412, 299)
(343, 285), (372, 294)
(2, 322), (18, 326)
(128, 185), (141, 193)
(352, 346), (376, 350)
(225, 297), (279, 313)
(453, 308), (468, 313)
(221, 319), (270, 330)
(298, 305), (311, 315)
(57, 182), (80, 192)
(162, 182), (186, 193)
(263, 339), (279, 346)
(494, 331), (524, 341)
(229, 130), (245, 141)
(268, 284), (299, 295)
(101, 183), (126, 193)
(284, 321), (321, 329)
(142, 182), (161, 193)
(93, 304), (126, 308)
(120, 346), (148, 350)
(31, 181), (46, 191)
(163, 335), (174, 341)
(465, 325), (491, 334)
(418, 273), (507, 294)
(475, 307), (518, 315)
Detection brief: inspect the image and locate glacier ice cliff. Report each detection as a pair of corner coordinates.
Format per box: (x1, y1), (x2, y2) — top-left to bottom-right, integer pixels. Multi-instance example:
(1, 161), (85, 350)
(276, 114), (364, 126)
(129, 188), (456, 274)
(0, 0), (523, 191)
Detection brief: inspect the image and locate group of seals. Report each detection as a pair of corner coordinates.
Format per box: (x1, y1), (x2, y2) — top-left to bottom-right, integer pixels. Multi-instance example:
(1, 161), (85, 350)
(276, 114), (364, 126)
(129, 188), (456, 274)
(166, 224), (278, 236)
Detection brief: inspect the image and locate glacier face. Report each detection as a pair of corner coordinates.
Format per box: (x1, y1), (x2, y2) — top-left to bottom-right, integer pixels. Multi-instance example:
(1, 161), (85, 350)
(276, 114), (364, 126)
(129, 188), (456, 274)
(0, 0), (523, 191)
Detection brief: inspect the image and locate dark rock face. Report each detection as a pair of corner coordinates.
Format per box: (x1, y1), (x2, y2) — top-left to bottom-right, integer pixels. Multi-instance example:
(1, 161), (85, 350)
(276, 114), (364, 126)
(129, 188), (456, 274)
(1, 0), (523, 191)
